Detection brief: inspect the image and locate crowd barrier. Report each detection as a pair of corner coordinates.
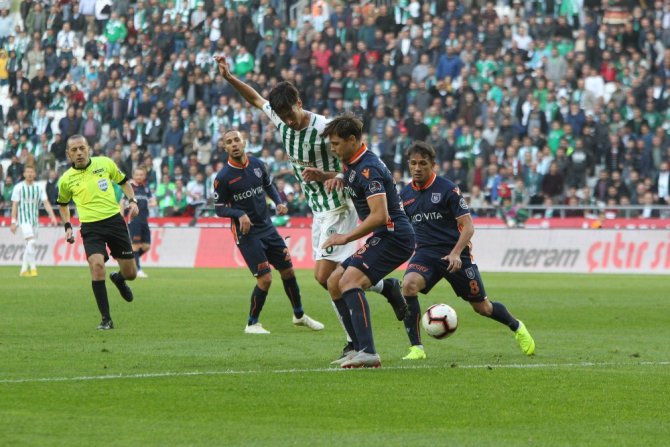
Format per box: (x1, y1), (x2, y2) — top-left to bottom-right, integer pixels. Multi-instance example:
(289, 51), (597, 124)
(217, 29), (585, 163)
(1, 224), (668, 275)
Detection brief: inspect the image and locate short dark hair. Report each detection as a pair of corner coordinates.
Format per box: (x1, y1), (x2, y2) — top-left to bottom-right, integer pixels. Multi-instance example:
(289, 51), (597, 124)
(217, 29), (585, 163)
(320, 113), (363, 141)
(269, 81), (300, 115)
(66, 134), (87, 148)
(405, 141), (436, 163)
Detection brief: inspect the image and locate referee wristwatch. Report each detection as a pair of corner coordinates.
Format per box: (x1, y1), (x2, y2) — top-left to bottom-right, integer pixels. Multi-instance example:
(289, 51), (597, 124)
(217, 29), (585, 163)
(128, 197), (138, 204)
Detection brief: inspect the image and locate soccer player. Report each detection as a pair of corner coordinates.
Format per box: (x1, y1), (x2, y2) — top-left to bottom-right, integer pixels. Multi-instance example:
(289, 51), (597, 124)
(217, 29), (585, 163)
(10, 165), (59, 277)
(57, 135), (139, 330)
(121, 166), (156, 278)
(321, 114), (415, 368)
(213, 129), (324, 334)
(214, 56), (406, 353)
(399, 141), (535, 357)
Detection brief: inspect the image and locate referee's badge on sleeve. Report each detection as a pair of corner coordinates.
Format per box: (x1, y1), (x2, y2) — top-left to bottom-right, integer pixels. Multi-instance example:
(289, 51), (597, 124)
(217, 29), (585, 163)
(98, 179), (109, 191)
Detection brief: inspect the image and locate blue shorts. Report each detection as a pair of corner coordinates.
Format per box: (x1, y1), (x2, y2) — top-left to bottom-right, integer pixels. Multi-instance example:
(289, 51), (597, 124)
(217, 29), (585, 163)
(405, 249), (487, 303)
(342, 231), (415, 285)
(128, 220), (151, 244)
(237, 229), (293, 277)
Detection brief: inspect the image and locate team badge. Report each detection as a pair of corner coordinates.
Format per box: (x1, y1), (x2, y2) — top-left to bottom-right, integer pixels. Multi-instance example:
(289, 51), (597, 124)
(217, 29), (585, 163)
(349, 170), (356, 182)
(459, 198), (469, 210)
(369, 237), (381, 246)
(465, 267), (475, 279)
(431, 193), (441, 203)
(326, 226), (336, 236)
(98, 179), (109, 192)
(254, 168), (262, 178)
(368, 181), (382, 193)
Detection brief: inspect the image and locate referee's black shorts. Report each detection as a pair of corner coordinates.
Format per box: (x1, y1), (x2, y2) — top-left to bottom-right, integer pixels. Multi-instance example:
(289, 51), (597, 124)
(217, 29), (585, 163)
(80, 213), (134, 262)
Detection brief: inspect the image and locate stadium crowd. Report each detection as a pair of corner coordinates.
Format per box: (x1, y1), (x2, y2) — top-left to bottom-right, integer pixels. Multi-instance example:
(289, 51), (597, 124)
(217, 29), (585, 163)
(1, 0), (670, 221)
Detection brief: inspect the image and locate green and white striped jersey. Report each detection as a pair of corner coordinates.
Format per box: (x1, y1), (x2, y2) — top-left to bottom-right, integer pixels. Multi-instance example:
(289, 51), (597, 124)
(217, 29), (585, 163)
(11, 181), (47, 226)
(262, 102), (348, 213)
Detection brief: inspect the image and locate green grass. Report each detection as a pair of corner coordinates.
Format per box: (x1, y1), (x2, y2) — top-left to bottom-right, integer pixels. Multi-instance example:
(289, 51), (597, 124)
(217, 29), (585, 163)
(1, 267), (668, 446)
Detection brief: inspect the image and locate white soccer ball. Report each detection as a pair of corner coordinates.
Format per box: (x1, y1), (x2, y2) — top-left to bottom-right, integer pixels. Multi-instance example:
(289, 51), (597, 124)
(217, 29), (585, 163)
(421, 304), (458, 339)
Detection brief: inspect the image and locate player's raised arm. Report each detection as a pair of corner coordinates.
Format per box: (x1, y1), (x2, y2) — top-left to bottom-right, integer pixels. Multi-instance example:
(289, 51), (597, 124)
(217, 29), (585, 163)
(214, 55), (266, 110)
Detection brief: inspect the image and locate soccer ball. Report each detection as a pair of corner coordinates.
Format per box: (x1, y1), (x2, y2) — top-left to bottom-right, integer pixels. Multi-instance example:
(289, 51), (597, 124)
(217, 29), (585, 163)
(421, 304), (458, 339)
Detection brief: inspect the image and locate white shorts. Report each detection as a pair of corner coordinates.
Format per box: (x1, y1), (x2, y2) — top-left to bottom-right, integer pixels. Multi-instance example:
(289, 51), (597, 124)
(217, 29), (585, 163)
(312, 205), (358, 263)
(20, 223), (38, 240)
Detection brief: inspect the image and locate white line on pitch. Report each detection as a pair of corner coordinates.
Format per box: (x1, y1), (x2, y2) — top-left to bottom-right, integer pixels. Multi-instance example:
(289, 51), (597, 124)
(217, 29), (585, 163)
(1, 361), (668, 385)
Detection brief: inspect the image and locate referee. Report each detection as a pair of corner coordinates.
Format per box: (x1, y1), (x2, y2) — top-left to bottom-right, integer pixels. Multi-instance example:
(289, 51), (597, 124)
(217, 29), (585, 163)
(57, 135), (139, 330)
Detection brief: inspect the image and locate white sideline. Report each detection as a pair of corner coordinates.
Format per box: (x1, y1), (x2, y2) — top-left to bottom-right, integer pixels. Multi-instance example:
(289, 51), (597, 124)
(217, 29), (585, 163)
(1, 361), (668, 385)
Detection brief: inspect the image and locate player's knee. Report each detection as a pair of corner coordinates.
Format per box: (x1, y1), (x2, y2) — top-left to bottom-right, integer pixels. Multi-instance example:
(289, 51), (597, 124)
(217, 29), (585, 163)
(257, 273), (272, 290)
(279, 268), (294, 280)
(326, 272), (340, 295)
(472, 301), (491, 316)
(402, 280), (420, 297)
(314, 270), (329, 289)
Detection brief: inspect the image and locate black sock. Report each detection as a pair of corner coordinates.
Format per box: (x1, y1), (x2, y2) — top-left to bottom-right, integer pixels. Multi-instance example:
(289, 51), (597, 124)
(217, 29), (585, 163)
(92, 280), (111, 320)
(342, 288), (376, 354)
(334, 299), (358, 350)
(282, 276), (304, 318)
(489, 301), (519, 331)
(248, 286), (268, 325)
(134, 248), (144, 270)
(404, 296), (422, 346)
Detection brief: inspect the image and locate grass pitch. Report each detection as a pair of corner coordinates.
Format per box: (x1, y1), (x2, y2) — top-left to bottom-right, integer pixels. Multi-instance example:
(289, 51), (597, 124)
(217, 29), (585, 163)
(1, 267), (668, 446)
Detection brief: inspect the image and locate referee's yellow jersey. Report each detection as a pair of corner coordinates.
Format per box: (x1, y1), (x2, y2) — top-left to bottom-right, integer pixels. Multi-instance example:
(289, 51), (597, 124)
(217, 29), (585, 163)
(57, 157), (127, 223)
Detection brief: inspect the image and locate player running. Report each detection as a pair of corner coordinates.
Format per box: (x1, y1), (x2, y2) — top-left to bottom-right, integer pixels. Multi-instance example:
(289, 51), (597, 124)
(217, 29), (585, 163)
(399, 141), (535, 357)
(10, 165), (59, 277)
(213, 130), (324, 334)
(121, 166), (156, 278)
(214, 56), (407, 353)
(321, 114), (416, 368)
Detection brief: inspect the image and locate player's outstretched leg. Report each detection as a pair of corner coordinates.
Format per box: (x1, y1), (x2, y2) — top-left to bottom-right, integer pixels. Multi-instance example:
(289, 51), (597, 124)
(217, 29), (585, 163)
(280, 268), (324, 331)
(473, 299), (535, 356)
(370, 278), (408, 320)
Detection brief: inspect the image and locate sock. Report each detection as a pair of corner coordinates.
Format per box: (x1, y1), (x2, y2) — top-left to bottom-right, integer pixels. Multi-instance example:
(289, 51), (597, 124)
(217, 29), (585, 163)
(404, 295), (422, 346)
(334, 299), (357, 348)
(342, 288), (376, 354)
(92, 280), (111, 320)
(369, 279), (384, 293)
(489, 301), (520, 331)
(248, 285), (268, 325)
(21, 241), (30, 271)
(134, 248), (144, 271)
(331, 300), (352, 343)
(26, 239), (37, 270)
(282, 276), (304, 318)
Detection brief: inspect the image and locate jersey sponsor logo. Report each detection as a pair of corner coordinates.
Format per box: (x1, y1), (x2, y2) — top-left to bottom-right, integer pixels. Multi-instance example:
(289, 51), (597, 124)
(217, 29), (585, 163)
(369, 236), (381, 246)
(98, 178), (109, 192)
(254, 168), (262, 178)
(368, 181), (382, 193)
(431, 193), (441, 203)
(408, 262), (429, 273)
(459, 197), (469, 209)
(362, 168), (370, 178)
(464, 267), (476, 279)
(93, 168), (105, 174)
(233, 185), (264, 201)
(228, 177), (242, 185)
(344, 185), (357, 198)
(411, 212), (444, 223)
(287, 156), (316, 168)
(349, 170), (356, 182)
